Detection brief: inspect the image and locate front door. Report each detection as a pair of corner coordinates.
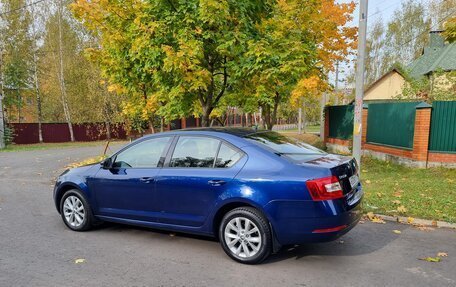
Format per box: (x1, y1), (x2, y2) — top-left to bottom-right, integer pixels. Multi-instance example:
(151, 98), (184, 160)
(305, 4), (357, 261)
(154, 136), (246, 227)
(90, 136), (173, 222)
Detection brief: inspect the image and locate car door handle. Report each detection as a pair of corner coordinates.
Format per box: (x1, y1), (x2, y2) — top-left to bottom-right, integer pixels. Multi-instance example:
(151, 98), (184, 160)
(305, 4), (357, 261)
(208, 180), (226, 186)
(139, 177), (155, 183)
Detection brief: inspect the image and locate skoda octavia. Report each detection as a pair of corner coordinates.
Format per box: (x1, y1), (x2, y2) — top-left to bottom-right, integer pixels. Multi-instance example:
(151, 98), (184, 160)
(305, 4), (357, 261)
(53, 128), (362, 264)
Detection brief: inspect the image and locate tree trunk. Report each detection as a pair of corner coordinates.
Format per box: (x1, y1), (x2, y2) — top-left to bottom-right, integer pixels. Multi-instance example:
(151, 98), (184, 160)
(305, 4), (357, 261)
(57, 0), (74, 142)
(31, 2), (43, 143)
(201, 106), (212, 127)
(105, 121), (111, 140)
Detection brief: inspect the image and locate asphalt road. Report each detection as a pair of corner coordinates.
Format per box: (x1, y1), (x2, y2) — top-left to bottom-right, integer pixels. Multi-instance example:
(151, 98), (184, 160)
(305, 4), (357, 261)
(1, 143), (455, 287)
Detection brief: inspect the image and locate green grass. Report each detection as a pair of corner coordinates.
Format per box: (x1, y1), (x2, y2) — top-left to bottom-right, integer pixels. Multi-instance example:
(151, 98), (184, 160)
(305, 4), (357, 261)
(0, 140), (127, 152)
(361, 156), (456, 223)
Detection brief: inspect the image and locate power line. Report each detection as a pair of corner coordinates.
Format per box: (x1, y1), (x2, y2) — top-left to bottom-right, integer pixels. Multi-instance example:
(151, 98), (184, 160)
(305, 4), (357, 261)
(368, 1), (401, 19)
(0, 0), (48, 17)
(399, 8), (456, 47)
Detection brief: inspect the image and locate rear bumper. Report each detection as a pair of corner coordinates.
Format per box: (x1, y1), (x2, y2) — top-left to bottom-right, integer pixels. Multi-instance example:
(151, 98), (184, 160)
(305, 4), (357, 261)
(263, 193), (363, 245)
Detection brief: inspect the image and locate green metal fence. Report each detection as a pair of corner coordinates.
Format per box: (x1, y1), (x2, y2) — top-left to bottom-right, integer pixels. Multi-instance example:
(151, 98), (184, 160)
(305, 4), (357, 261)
(366, 102), (419, 149)
(429, 101), (456, 153)
(328, 105), (354, 140)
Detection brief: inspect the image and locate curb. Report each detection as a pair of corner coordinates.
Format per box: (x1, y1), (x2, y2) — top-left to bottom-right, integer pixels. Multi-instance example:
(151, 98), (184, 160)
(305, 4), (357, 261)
(374, 214), (456, 229)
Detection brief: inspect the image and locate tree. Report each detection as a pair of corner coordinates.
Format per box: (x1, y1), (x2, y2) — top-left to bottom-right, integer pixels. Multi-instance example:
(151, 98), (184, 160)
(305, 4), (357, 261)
(72, 0), (275, 128)
(0, 0), (33, 123)
(365, 16), (386, 86)
(241, 0), (356, 129)
(443, 17), (456, 43)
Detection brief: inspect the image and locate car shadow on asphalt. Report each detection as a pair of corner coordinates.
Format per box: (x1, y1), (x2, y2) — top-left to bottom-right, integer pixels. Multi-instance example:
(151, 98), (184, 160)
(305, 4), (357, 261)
(93, 221), (406, 264)
(263, 223), (407, 264)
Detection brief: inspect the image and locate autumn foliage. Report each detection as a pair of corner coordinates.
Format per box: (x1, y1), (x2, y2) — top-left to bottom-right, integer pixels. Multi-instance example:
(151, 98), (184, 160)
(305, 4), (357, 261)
(71, 0), (356, 129)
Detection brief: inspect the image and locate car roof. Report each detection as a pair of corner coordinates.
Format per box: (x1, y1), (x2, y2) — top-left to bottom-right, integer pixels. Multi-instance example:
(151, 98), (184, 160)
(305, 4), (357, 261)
(176, 127), (266, 137)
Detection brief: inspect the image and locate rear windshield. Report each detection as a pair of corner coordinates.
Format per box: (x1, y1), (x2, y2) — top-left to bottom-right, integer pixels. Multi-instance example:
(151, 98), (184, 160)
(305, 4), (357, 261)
(244, 131), (326, 162)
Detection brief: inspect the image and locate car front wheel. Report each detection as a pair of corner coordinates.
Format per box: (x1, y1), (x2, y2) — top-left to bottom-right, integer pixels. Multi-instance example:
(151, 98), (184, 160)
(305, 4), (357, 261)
(60, 189), (96, 231)
(219, 207), (272, 264)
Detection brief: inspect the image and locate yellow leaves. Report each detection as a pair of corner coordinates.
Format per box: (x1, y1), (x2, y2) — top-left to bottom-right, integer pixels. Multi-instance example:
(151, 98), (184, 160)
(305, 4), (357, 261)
(392, 200), (401, 205)
(376, 192), (383, 198)
(74, 258), (86, 264)
(407, 217), (414, 224)
(397, 206), (408, 213)
(290, 76), (327, 108)
(392, 230), (402, 234)
(366, 212), (386, 224)
(420, 252), (448, 263)
(420, 257), (441, 263)
(107, 84), (125, 94)
(66, 155), (106, 169)
(365, 180), (371, 184)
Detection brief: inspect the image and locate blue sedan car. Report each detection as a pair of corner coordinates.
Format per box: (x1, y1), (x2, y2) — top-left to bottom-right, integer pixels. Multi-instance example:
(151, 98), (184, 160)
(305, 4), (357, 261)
(54, 128), (363, 264)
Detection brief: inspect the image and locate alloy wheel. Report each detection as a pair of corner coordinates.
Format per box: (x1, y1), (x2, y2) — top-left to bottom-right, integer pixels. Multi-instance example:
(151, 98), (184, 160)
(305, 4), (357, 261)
(63, 195), (85, 228)
(224, 216), (262, 258)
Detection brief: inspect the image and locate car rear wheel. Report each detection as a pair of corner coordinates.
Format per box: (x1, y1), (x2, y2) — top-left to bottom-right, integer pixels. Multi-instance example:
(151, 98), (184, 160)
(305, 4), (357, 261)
(219, 207), (272, 264)
(60, 189), (96, 231)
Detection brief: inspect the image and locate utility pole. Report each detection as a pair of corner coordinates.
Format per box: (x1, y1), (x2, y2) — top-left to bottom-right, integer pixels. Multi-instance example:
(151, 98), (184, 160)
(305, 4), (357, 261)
(319, 93), (326, 140)
(353, 0), (368, 167)
(298, 107), (302, 134)
(0, 50), (5, 149)
(335, 61), (339, 105)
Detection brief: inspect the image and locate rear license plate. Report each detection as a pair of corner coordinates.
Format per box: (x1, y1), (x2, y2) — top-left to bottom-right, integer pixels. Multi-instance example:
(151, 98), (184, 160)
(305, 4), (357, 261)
(349, 174), (359, 189)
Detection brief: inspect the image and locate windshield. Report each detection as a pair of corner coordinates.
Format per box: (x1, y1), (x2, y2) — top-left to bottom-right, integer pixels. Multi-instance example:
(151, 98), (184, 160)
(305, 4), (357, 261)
(244, 131), (326, 162)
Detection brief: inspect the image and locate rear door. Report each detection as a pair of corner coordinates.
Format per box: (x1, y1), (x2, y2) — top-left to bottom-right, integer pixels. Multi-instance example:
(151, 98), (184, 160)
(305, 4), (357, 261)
(154, 136), (246, 227)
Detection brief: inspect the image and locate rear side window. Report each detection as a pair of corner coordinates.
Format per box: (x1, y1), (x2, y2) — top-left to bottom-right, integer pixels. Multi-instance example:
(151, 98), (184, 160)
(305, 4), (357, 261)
(215, 143), (243, 168)
(170, 137), (220, 168)
(245, 131), (326, 162)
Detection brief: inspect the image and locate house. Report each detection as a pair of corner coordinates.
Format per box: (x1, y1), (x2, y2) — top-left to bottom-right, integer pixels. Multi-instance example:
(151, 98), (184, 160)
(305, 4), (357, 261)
(363, 31), (456, 102)
(363, 68), (407, 102)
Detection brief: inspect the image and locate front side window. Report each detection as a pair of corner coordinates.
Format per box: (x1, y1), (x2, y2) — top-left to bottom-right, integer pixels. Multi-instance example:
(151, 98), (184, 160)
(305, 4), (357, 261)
(113, 137), (171, 168)
(170, 136), (220, 168)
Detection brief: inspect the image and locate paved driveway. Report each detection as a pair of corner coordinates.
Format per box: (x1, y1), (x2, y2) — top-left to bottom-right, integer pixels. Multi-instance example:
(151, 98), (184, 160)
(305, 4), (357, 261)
(0, 144), (455, 287)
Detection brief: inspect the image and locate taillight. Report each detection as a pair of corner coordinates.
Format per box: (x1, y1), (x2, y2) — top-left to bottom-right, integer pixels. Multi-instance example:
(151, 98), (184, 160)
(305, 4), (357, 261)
(306, 176), (343, 201)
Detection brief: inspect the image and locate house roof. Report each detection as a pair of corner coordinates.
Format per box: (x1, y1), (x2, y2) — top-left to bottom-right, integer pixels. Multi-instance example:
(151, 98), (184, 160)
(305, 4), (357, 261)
(407, 32), (456, 79)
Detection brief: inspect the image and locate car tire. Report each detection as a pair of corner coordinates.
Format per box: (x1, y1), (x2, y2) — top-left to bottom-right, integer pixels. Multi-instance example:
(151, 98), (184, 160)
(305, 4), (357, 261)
(219, 207), (272, 264)
(60, 189), (98, 231)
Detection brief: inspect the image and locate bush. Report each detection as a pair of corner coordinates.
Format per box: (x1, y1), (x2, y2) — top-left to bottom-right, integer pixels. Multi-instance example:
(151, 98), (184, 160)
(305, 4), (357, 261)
(4, 125), (15, 146)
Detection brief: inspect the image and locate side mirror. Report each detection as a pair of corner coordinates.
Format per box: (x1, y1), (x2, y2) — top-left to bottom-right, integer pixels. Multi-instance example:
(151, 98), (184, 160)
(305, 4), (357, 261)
(100, 157), (113, 169)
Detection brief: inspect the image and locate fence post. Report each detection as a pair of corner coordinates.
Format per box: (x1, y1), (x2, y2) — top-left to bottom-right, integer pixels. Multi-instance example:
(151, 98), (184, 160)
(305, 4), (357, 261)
(181, 118), (187, 129)
(412, 103), (432, 167)
(361, 104), (368, 146)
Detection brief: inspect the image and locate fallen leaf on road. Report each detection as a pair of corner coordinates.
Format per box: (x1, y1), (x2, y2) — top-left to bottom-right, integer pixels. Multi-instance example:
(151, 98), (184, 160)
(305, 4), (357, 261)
(392, 230), (402, 234)
(366, 212), (386, 224)
(74, 259), (85, 264)
(420, 257), (441, 263)
(339, 240), (344, 244)
(407, 217), (414, 224)
(169, 233), (176, 237)
(437, 252), (448, 257)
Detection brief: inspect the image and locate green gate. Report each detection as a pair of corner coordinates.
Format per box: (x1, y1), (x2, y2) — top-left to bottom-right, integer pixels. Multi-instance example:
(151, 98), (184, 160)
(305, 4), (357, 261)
(429, 101), (456, 153)
(328, 105), (354, 140)
(366, 102), (419, 149)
